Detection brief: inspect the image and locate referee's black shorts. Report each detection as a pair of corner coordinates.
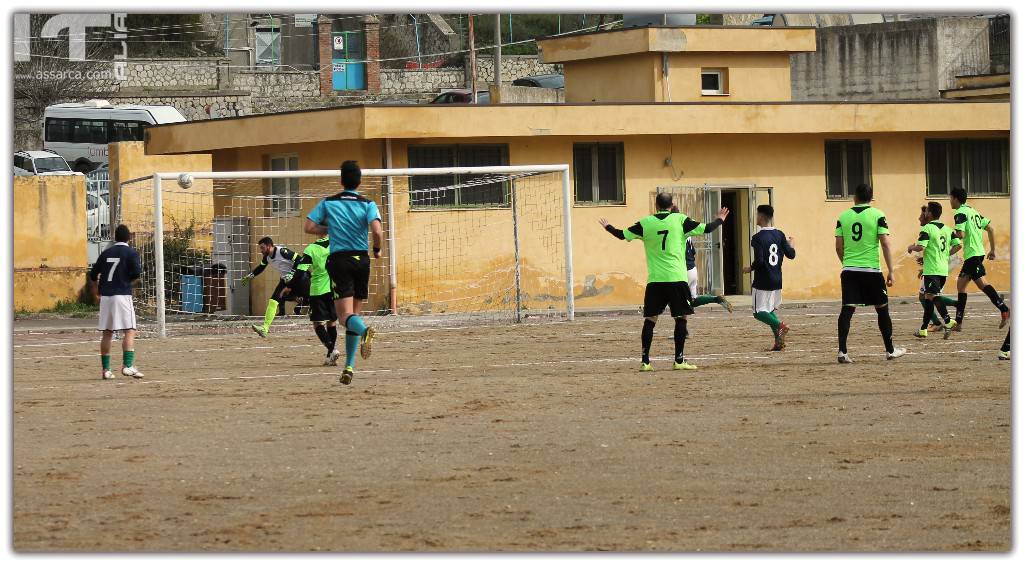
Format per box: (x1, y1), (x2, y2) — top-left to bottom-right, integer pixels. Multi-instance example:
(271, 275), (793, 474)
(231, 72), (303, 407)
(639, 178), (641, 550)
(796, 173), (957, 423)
(643, 282), (694, 318)
(840, 270), (888, 307)
(327, 250), (370, 300)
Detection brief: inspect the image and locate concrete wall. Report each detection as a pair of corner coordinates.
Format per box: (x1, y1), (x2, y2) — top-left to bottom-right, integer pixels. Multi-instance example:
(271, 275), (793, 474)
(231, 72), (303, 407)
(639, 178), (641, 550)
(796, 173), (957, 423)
(791, 17), (992, 101)
(13, 175), (90, 311)
(204, 128), (1010, 313)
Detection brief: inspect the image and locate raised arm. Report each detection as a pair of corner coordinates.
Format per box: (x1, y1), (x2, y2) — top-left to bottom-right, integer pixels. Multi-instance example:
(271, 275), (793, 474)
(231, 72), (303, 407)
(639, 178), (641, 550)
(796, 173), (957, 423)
(782, 235), (796, 259)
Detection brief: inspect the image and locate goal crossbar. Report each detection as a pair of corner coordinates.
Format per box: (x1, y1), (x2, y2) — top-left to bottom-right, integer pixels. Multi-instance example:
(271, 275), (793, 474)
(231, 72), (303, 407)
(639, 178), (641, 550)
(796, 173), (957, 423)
(146, 164), (575, 337)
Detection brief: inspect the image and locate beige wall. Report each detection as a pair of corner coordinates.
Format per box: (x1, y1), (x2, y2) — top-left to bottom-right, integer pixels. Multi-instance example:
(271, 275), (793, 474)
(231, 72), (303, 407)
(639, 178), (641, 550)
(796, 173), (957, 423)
(13, 176), (89, 311)
(564, 53), (660, 103)
(664, 52), (793, 102)
(209, 129), (1010, 315)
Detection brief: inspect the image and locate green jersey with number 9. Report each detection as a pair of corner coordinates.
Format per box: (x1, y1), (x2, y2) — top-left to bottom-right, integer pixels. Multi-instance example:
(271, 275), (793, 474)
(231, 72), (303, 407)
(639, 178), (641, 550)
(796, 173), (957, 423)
(623, 212), (709, 283)
(835, 205), (890, 270)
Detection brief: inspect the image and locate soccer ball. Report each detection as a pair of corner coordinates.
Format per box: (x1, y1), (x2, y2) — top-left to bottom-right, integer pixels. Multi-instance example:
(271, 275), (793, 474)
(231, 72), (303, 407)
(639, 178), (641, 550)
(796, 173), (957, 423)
(177, 173), (194, 189)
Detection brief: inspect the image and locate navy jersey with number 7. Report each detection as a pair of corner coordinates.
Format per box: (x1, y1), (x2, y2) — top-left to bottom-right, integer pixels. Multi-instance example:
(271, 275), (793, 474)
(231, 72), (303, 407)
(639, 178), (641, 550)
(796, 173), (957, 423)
(750, 227), (795, 291)
(89, 242), (142, 296)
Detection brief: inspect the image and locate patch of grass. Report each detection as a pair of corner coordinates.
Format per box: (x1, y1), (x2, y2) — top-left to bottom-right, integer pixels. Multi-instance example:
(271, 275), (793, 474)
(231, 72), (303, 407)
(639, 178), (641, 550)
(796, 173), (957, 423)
(37, 299), (100, 318)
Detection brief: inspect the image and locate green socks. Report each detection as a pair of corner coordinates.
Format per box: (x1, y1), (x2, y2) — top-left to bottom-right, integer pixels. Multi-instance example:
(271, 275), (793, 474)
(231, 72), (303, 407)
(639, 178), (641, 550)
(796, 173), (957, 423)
(692, 295), (719, 308)
(262, 299), (279, 331)
(123, 350), (135, 368)
(921, 296), (959, 325)
(101, 355), (111, 370)
(754, 311), (781, 337)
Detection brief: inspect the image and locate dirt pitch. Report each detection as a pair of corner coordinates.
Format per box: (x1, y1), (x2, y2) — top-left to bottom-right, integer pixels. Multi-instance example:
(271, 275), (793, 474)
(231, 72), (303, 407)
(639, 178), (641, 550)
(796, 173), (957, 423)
(12, 297), (1011, 552)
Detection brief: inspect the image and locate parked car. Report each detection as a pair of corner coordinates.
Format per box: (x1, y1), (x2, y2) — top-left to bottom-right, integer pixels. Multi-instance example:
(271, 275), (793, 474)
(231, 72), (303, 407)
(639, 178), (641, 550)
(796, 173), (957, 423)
(512, 73), (565, 89)
(13, 165), (32, 176)
(86, 187), (111, 239)
(14, 150), (76, 176)
(429, 89), (491, 104)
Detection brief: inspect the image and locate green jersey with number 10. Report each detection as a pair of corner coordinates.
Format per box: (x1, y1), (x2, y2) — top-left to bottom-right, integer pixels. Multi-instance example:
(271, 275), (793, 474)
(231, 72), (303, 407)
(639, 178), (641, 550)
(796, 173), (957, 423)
(835, 205), (890, 270)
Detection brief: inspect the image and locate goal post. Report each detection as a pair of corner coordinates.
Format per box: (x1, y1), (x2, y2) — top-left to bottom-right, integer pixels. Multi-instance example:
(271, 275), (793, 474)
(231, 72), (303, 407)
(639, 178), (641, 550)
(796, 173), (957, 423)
(119, 164), (575, 337)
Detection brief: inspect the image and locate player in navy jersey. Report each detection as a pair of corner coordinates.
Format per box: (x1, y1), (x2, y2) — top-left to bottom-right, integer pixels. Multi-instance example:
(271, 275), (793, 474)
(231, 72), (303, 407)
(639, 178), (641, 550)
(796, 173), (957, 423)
(88, 224), (144, 379)
(742, 205), (796, 351)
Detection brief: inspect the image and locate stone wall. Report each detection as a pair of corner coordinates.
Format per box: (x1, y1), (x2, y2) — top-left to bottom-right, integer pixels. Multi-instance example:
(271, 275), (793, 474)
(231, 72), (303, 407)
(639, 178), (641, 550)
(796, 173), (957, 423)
(104, 92), (251, 120)
(109, 57), (224, 92)
(380, 68), (465, 97)
(472, 55), (562, 83)
(231, 70), (321, 98)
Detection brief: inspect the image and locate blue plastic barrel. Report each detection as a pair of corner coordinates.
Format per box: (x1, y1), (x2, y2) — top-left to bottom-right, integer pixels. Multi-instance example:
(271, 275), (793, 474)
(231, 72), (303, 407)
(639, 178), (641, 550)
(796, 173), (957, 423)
(180, 274), (203, 313)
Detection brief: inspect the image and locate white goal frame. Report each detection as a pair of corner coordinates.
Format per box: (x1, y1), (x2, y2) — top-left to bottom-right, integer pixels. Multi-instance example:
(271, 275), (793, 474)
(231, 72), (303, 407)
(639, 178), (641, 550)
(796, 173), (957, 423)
(146, 165), (575, 337)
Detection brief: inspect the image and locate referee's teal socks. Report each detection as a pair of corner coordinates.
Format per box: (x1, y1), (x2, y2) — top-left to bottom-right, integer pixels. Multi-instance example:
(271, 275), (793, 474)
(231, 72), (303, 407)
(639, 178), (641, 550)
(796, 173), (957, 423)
(754, 311), (781, 337)
(343, 315), (369, 368)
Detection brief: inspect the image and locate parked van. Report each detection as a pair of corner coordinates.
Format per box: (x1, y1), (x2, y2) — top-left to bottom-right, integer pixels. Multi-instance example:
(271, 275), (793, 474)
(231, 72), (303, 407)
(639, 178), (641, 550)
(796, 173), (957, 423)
(43, 99), (187, 172)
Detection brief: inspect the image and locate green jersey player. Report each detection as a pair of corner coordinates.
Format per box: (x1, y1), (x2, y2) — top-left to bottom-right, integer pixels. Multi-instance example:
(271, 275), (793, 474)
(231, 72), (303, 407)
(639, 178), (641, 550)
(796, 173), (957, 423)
(296, 235), (340, 365)
(950, 187), (1009, 330)
(834, 183), (905, 363)
(600, 192), (729, 372)
(906, 202), (961, 339)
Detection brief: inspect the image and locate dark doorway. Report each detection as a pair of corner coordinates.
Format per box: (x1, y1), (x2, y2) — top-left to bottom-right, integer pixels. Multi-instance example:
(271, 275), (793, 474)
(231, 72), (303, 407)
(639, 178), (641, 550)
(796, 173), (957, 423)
(721, 190), (740, 295)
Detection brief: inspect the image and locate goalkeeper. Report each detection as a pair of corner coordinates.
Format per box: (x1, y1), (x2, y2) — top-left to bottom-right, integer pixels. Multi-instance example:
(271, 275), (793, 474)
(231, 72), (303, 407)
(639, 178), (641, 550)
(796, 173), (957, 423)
(240, 236), (310, 337)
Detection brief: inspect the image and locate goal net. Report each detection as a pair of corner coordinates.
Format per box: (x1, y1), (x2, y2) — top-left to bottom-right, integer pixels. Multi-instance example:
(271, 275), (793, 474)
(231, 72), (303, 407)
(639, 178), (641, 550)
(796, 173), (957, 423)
(115, 166), (574, 337)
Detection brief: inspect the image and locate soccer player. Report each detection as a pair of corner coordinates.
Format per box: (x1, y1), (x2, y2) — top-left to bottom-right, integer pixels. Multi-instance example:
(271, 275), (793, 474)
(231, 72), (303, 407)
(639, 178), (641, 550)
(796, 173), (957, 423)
(89, 224), (144, 379)
(906, 201), (961, 339)
(913, 205), (959, 331)
(950, 187), (1009, 329)
(669, 206), (733, 313)
(742, 205), (795, 351)
(296, 235), (340, 365)
(834, 183), (906, 362)
(599, 192), (729, 372)
(304, 160), (383, 385)
(240, 236), (310, 338)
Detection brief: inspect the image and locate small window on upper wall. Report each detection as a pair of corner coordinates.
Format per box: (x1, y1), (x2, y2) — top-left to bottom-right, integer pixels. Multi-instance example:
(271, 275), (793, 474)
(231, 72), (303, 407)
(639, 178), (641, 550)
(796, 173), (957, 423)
(701, 69), (728, 95)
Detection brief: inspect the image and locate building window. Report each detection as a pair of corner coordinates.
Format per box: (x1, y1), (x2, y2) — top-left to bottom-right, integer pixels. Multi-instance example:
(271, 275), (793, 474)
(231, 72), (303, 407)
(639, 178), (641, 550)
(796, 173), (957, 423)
(574, 143), (625, 204)
(700, 69), (728, 95)
(825, 140), (872, 199)
(926, 139), (1009, 196)
(407, 144), (509, 208)
(267, 155), (299, 216)
(255, 25), (281, 69)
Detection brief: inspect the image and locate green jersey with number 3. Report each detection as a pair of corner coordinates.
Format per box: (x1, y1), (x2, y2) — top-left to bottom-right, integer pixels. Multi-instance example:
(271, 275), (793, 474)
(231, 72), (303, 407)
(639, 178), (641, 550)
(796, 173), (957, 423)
(835, 205), (890, 270)
(953, 204), (990, 260)
(624, 212), (709, 283)
(917, 221), (959, 276)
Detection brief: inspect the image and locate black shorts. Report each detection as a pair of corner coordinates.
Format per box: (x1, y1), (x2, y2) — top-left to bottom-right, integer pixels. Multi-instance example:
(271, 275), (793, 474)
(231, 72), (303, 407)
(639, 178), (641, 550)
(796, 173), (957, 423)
(643, 282), (694, 318)
(841, 270), (888, 306)
(271, 271), (310, 302)
(959, 255), (986, 280)
(308, 292), (338, 322)
(327, 251), (370, 300)
(922, 275), (947, 295)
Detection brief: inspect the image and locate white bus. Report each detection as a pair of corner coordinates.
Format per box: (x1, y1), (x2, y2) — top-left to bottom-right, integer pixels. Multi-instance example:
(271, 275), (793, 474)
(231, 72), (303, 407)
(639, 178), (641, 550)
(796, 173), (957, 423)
(43, 99), (187, 172)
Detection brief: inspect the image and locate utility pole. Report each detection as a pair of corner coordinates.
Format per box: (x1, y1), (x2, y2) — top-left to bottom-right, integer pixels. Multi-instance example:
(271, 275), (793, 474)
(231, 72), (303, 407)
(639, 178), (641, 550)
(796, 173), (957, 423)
(494, 13), (502, 103)
(468, 14), (477, 103)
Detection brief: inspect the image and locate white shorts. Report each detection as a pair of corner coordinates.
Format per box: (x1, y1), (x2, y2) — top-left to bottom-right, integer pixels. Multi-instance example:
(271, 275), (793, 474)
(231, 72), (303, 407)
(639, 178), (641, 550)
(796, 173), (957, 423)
(688, 268), (699, 298)
(752, 289), (782, 313)
(98, 295), (137, 331)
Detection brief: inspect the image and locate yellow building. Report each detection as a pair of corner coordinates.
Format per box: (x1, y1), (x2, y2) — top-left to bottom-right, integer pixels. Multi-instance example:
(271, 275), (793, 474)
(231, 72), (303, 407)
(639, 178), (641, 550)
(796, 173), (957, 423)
(142, 25), (1010, 314)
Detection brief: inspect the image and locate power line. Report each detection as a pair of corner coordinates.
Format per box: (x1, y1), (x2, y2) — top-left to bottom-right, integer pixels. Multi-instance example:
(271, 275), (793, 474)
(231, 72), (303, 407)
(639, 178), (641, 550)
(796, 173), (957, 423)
(18, 19), (619, 70)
